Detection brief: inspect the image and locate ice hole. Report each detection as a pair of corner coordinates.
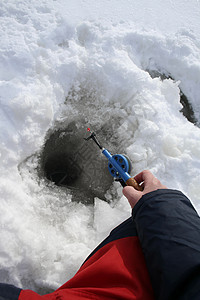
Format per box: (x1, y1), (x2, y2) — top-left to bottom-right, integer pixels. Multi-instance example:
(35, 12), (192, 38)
(40, 121), (113, 204)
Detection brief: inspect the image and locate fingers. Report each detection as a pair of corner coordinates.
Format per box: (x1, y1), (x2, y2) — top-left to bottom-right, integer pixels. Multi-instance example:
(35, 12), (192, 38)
(123, 170), (167, 209)
(134, 170), (154, 185)
(134, 170), (166, 192)
(123, 186), (143, 209)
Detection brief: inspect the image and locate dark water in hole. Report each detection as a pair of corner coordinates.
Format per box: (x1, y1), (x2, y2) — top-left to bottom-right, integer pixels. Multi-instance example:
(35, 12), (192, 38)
(40, 121), (114, 204)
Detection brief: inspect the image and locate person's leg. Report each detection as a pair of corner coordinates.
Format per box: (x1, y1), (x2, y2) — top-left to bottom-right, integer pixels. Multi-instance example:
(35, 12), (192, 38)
(47, 217), (154, 300)
(3, 218), (154, 300)
(83, 217), (137, 264)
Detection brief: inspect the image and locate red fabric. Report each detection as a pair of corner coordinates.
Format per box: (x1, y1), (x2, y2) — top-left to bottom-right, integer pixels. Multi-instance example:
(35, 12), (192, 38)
(19, 236), (154, 300)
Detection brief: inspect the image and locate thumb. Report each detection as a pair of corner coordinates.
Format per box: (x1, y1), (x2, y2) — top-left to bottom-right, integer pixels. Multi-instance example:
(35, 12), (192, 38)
(123, 186), (143, 208)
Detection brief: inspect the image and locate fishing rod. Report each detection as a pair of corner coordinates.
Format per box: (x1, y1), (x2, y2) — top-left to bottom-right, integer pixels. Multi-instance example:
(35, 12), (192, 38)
(84, 128), (143, 191)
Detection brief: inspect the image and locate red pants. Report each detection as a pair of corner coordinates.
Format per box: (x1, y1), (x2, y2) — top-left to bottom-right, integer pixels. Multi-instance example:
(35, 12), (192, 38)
(19, 218), (154, 299)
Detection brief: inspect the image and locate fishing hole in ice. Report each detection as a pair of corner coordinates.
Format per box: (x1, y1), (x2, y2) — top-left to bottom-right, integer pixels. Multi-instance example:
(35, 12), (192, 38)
(38, 120), (114, 204)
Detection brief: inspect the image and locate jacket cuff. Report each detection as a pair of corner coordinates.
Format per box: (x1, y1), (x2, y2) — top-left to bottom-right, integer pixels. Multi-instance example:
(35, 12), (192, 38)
(132, 189), (189, 219)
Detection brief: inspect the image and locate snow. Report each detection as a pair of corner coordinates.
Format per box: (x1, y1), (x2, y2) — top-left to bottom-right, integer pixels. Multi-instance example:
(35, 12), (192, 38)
(0, 0), (200, 294)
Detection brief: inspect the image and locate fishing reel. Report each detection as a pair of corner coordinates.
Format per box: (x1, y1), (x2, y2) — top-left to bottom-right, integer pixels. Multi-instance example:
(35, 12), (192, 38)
(84, 129), (142, 190)
(107, 154), (132, 187)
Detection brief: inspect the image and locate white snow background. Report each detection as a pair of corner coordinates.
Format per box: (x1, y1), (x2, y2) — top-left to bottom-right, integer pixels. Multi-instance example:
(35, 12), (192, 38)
(0, 0), (200, 294)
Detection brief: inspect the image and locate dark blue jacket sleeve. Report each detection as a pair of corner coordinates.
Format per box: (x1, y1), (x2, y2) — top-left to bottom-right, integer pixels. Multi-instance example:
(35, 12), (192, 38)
(132, 189), (200, 300)
(0, 283), (21, 300)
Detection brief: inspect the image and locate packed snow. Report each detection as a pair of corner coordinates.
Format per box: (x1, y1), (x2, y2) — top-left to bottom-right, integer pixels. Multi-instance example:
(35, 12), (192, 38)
(0, 0), (200, 294)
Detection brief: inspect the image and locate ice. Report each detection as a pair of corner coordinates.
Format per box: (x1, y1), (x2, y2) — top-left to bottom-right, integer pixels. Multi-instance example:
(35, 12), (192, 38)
(0, 0), (200, 294)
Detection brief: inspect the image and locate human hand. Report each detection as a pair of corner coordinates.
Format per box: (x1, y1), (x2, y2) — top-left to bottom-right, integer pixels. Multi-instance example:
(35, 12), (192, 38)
(123, 170), (167, 208)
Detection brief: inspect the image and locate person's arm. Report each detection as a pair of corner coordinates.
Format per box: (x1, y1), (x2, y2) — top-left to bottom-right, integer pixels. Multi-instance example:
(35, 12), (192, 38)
(123, 170), (200, 300)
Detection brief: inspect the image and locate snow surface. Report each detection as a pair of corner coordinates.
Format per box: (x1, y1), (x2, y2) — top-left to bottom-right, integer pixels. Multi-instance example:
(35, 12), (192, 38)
(0, 0), (200, 294)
